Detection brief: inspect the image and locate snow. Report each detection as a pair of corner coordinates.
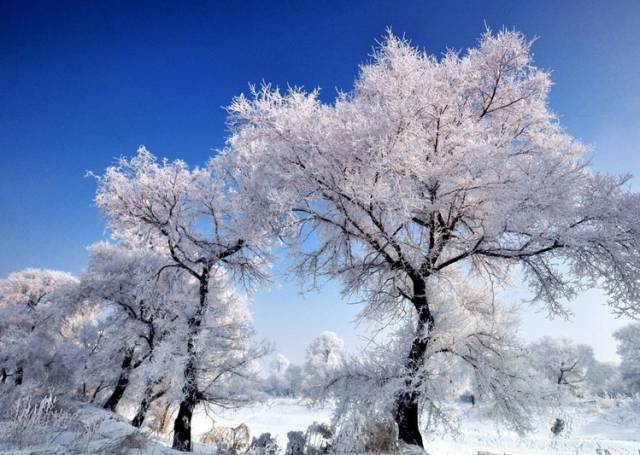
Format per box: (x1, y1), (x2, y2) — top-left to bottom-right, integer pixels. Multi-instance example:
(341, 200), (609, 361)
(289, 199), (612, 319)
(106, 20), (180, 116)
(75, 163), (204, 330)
(421, 400), (640, 455)
(192, 398), (333, 449)
(190, 398), (639, 455)
(0, 398), (637, 454)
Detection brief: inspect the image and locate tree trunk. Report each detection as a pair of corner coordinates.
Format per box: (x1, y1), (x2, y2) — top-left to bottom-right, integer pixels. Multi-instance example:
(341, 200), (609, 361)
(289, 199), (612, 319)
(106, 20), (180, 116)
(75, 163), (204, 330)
(14, 366), (23, 385)
(172, 270), (209, 452)
(103, 347), (134, 412)
(132, 380), (166, 428)
(172, 365), (197, 451)
(90, 381), (104, 403)
(395, 390), (424, 447)
(394, 277), (433, 448)
(131, 399), (149, 428)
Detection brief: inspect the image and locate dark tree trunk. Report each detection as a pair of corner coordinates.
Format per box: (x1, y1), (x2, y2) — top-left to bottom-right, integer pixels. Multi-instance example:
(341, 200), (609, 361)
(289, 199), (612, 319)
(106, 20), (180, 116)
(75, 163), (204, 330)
(394, 277), (434, 448)
(103, 347), (134, 412)
(14, 366), (23, 385)
(172, 370), (197, 451)
(131, 397), (150, 428)
(172, 269), (209, 452)
(132, 380), (166, 428)
(90, 381), (104, 403)
(1, 368), (6, 384)
(395, 390), (424, 447)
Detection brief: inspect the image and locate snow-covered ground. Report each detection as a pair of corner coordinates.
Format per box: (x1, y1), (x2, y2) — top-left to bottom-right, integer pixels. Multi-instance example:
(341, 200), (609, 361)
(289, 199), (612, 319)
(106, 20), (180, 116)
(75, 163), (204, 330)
(0, 397), (637, 454)
(192, 398), (333, 449)
(191, 398), (640, 455)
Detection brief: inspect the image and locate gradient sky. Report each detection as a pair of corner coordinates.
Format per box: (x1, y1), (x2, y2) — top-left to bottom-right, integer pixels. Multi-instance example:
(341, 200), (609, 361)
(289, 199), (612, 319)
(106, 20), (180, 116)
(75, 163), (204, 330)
(1, 0), (639, 363)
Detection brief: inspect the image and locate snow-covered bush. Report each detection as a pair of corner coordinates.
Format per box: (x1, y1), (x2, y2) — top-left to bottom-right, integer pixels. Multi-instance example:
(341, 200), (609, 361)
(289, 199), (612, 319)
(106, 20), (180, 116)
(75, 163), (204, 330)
(0, 394), (80, 450)
(285, 430), (305, 455)
(249, 432), (279, 455)
(333, 412), (397, 454)
(200, 422), (251, 454)
(304, 422), (333, 455)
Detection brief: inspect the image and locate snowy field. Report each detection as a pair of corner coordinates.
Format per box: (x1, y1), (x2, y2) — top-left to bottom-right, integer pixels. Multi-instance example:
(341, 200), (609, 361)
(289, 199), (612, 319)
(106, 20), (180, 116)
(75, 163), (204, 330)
(191, 398), (640, 455)
(0, 397), (638, 454)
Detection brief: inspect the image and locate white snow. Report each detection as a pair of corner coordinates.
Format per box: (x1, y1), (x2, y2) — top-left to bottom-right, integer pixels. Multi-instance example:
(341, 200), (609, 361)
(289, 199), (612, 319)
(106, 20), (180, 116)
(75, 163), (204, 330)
(0, 397), (637, 454)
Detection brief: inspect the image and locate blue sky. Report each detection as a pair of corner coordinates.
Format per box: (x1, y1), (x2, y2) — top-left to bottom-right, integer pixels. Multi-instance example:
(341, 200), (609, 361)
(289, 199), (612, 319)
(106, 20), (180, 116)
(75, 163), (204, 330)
(1, 1), (639, 362)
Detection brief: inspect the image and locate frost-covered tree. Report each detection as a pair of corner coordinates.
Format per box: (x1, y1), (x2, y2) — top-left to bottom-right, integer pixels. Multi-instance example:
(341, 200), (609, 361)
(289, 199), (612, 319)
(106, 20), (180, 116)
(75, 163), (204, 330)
(528, 337), (615, 397)
(94, 148), (269, 451)
(264, 354), (303, 397)
(303, 331), (346, 393)
(613, 323), (640, 395)
(74, 242), (193, 424)
(0, 268), (78, 389)
(225, 29), (640, 447)
(528, 337), (589, 392)
(582, 356), (617, 396)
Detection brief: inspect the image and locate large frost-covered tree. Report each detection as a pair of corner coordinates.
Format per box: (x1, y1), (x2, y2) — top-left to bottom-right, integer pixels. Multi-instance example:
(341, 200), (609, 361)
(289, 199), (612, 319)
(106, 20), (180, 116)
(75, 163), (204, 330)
(225, 29), (640, 447)
(0, 268), (78, 388)
(94, 148), (269, 451)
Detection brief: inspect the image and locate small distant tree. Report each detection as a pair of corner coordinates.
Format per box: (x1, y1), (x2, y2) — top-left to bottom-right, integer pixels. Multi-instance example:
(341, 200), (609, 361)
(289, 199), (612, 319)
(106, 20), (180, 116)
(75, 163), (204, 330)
(528, 337), (589, 392)
(94, 148), (269, 451)
(528, 337), (615, 397)
(304, 332), (346, 393)
(613, 323), (640, 395)
(582, 356), (617, 397)
(265, 354), (303, 397)
(226, 29), (640, 447)
(0, 268), (78, 390)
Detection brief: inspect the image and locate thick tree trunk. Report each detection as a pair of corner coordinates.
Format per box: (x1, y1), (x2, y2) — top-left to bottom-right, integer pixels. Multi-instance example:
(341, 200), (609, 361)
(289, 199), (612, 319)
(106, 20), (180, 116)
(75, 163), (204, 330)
(172, 364), (198, 451)
(103, 347), (134, 412)
(394, 277), (434, 448)
(172, 270), (209, 452)
(395, 390), (424, 446)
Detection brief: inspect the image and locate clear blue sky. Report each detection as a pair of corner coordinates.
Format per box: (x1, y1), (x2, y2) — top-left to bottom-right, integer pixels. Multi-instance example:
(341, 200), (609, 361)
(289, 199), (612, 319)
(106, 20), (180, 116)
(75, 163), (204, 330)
(1, 0), (639, 362)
